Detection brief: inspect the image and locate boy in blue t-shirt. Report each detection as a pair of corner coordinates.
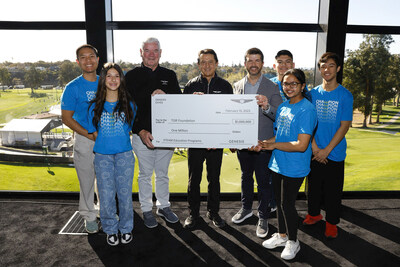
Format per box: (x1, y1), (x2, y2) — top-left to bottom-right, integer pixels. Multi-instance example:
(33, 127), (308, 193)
(60, 44), (100, 234)
(267, 50), (295, 102)
(267, 50), (309, 102)
(303, 52), (354, 239)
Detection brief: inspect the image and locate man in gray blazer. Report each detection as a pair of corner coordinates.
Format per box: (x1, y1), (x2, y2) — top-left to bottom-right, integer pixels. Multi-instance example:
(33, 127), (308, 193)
(231, 48), (282, 238)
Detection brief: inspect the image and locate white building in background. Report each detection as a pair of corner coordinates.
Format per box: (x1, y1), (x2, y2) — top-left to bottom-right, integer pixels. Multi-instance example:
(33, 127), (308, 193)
(0, 119), (62, 148)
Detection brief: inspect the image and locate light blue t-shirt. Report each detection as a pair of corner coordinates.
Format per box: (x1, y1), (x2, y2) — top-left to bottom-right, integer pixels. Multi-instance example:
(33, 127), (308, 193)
(269, 98), (317, 178)
(269, 76), (286, 102)
(87, 101), (136, 155)
(311, 84), (353, 162)
(61, 75), (99, 130)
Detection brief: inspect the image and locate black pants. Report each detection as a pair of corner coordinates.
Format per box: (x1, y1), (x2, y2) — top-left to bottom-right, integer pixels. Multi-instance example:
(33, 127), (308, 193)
(237, 150), (273, 219)
(272, 172), (304, 241)
(306, 159), (345, 225)
(187, 148), (223, 216)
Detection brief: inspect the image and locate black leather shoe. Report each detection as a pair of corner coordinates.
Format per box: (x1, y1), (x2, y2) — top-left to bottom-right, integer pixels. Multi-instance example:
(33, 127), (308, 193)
(206, 211), (226, 228)
(184, 215), (199, 229)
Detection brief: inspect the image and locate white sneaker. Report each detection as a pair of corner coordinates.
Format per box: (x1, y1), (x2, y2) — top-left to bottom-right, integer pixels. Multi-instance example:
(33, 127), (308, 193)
(281, 239), (300, 260)
(121, 232), (132, 244)
(262, 233), (288, 249)
(106, 234), (119, 246)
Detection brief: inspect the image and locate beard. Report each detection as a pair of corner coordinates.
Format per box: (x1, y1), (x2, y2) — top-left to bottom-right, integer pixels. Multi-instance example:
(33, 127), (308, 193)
(247, 66), (261, 75)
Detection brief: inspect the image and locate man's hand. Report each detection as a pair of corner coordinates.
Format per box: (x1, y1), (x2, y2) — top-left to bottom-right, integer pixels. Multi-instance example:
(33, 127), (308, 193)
(258, 139), (275, 150)
(312, 148), (329, 164)
(152, 89), (166, 96)
(138, 129), (155, 149)
(248, 145), (261, 152)
(193, 92), (204, 95)
(62, 109), (94, 141)
(311, 141), (328, 164)
(256, 94), (270, 110)
(87, 133), (95, 141)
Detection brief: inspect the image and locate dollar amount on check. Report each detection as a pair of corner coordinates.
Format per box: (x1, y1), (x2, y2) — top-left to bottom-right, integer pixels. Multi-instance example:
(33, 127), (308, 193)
(151, 94), (259, 148)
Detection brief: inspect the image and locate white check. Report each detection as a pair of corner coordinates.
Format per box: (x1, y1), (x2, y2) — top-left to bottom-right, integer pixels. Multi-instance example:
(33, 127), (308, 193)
(151, 94), (259, 148)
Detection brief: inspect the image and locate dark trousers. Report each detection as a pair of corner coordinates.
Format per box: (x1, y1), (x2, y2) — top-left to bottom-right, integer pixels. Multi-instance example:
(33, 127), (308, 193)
(306, 159), (345, 225)
(237, 150), (273, 219)
(272, 172), (304, 241)
(187, 148), (223, 216)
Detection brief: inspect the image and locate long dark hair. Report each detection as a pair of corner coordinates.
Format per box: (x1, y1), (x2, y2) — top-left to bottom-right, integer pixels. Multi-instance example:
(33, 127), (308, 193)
(90, 63), (134, 130)
(281, 68), (311, 101)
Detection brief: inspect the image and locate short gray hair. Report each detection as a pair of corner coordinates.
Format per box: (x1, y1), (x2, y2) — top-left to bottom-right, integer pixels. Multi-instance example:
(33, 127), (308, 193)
(142, 37), (161, 50)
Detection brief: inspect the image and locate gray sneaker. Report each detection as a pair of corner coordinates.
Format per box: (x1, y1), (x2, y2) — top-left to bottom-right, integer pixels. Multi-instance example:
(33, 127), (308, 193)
(256, 219), (269, 238)
(231, 208), (253, 224)
(143, 211), (158, 228)
(156, 207), (179, 223)
(85, 219), (99, 234)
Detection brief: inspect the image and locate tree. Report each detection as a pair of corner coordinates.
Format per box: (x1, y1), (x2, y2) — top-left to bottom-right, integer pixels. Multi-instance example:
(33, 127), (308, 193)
(58, 60), (81, 87)
(24, 65), (44, 95)
(388, 54), (400, 107)
(343, 34), (394, 127)
(0, 67), (11, 90)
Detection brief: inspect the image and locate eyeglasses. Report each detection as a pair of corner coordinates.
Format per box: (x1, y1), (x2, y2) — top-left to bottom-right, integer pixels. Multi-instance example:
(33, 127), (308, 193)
(282, 82), (301, 88)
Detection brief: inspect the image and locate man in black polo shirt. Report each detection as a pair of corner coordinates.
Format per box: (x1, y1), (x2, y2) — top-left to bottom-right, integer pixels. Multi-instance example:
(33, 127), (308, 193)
(125, 37), (182, 228)
(183, 49), (233, 229)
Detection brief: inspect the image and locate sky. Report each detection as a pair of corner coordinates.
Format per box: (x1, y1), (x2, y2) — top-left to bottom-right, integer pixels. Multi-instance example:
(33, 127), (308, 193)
(1, 0), (399, 68)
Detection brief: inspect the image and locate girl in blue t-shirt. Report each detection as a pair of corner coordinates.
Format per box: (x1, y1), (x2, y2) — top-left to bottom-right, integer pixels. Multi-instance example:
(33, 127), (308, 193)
(88, 63), (136, 246)
(256, 69), (317, 261)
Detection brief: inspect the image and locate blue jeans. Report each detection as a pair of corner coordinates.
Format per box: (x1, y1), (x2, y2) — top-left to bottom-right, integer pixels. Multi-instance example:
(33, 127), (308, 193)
(94, 150), (135, 235)
(237, 150), (273, 219)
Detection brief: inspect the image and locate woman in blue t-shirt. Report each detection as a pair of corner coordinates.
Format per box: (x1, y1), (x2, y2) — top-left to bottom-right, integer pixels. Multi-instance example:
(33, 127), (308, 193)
(255, 69), (317, 260)
(88, 63), (136, 246)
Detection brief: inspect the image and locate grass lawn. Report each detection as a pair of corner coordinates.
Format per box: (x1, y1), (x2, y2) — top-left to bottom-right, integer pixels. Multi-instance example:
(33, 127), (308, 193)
(0, 89), (61, 124)
(344, 128), (400, 190)
(353, 104), (400, 132)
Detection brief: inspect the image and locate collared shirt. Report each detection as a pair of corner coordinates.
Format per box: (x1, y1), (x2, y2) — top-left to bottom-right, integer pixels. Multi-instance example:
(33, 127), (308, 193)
(244, 75), (263, 95)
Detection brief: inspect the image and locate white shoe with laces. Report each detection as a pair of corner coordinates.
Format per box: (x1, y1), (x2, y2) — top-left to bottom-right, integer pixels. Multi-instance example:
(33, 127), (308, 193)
(262, 233), (288, 249)
(281, 239), (300, 260)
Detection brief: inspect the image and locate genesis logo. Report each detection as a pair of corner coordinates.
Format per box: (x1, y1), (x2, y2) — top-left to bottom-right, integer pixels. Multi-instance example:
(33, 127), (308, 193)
(231, 99), (254, 104)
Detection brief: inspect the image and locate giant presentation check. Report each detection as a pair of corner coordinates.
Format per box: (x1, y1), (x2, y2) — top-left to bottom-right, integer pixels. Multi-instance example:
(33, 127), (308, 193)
(151, 94), (259, 148)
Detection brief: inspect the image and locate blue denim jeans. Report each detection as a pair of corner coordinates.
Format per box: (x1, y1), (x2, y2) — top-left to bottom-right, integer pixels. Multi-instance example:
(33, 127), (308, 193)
(94, 150), (135, 235)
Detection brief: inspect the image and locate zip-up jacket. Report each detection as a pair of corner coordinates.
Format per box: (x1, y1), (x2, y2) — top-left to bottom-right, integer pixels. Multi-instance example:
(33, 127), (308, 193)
(183, 73), (233, 95)
(125, 63), (181, 134)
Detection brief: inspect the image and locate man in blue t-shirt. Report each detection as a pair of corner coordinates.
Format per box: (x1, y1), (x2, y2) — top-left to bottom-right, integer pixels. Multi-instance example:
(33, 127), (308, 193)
(303, 52), (353, 239)
(267, 50), (296, 102)
(267, 50), (310, 103)
(61, 44), (100, 234)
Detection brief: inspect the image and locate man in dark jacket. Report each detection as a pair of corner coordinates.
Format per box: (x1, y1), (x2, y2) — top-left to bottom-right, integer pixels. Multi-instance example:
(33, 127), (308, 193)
(183, 49), (233, 229)
(125, 37), (182, 229)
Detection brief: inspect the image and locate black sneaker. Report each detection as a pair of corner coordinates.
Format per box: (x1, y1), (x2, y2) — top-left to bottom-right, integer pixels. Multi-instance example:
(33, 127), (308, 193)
(121, 232), (132, 244)
(107, 234), (119, 246)
(184, 215), (199, 229)
(206, 212), (226, 228)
